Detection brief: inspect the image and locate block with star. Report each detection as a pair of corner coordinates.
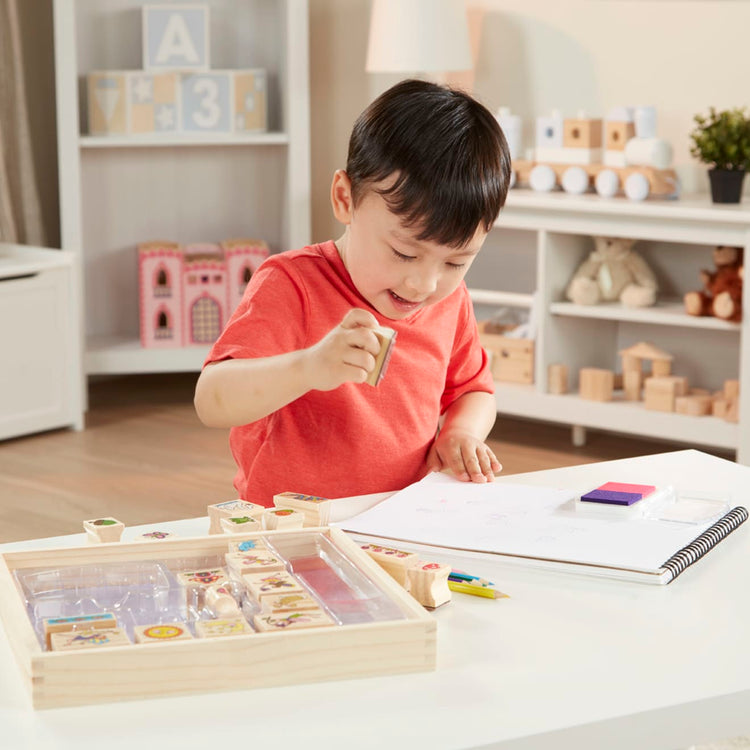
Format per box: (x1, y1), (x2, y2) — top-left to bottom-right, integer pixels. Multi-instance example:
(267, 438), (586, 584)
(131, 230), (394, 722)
(87, 71), (178, 136)
(232, 69), (267, 133)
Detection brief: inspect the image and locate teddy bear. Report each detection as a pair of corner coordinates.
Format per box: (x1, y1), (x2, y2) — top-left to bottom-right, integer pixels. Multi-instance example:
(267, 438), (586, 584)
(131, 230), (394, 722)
(684, 246), (743, 322)
(565, 236), (658, 307)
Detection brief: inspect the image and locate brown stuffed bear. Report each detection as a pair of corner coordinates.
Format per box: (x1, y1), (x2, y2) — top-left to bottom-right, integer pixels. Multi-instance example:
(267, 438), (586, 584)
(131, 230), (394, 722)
(684, 246), (743, 322)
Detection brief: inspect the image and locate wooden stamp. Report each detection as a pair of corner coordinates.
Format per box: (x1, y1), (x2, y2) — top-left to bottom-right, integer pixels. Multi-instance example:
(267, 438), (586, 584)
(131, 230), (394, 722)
(204, 584), (241, 617)
(220, 516), (263, 535)
(272, 492), (333, 527)
(261, 591), (321, 614)
(134, 622), (193, 644)
(43, 612), (117, 649)
(207, 499), (265, 534)
(228, 537), (268, 554)
(176, 567), (228, 588)
(366, 326), (397, 386)
(225, 550), (285, 575)
(253, 609), (335, 632)
(360, 543), (420, 589)
(263, 508), (305, 531)
(407, 562), (452, 609)
(50, 627), (131, 651)
(242, 571), (305, 602)
(83, 517), (124, 544)
(132, 530), (177, 542)
(194, 618), (253, 638)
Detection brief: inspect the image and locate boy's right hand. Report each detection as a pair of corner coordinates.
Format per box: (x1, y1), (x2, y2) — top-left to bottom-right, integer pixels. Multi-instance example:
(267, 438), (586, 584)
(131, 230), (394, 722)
(305, 309), (383, 391)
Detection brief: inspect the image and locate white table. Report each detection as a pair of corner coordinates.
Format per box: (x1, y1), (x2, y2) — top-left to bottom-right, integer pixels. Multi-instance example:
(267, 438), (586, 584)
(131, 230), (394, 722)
(1, 449), (748, 750)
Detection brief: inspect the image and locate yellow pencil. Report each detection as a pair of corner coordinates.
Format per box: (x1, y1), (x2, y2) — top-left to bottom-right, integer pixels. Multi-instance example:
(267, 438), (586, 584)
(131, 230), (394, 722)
(448, 581), (508, 599)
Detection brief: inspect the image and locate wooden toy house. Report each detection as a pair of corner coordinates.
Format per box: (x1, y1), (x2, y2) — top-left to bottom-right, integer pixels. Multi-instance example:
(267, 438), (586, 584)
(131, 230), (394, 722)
(139, 238), (268, 348)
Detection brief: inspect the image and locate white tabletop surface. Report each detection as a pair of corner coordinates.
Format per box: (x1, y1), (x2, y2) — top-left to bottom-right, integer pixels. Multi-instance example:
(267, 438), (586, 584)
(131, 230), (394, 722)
(1, 449), (748, 750)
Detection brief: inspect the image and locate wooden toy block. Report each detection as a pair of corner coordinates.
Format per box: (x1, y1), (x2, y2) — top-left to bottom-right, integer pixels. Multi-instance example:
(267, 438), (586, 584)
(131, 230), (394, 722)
(242, 571), (305, 603)
(623, 370), (643, 401)
(87, 71), (179, 136)
(132, 530), (178, 542)
(644, 376), (689, 412)
(180, 71), (232, 133)
(712, 397), (729, 418)
(83, 517), (124, 544)
(176, 567), (229, 588)
(207, 499), (266, 534)
(536, 112), (564, 149)
(220, 515), (263, 535)
(194, 618), (253, 638)
(50, 627), (131, 651)
(205, 583), (241, 617)
(652, 359), (672, 377)
(142, 4), (210, 71)
(233, 69), (267, 132)
(724, 379), (740, 400)
(613, 372), (624, 390)
(253, 609), (335, 632)
(407, 562), (452, 609)
(605, 120), (636, 151)
(360, 542), (420, 588)
(563, 118), (603, 149)
(273, 492), (333, 527)
(263, 508), (305, 531)
(225, 549), (285, 575)
(43, 613), (118, 649)
(547, 363), (568, 394)
(366, 325), (397, 386)
(134, 622), (194, 644)
(675, 395), (712, 416)
(579, 368), (614, 402)
(261, 591), (322, 614)
(726, 398), (740, 423)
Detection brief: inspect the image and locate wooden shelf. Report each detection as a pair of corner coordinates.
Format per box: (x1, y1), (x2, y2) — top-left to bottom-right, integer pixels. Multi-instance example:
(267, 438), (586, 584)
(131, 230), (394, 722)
(549, 299), (741, 331)
(85, 336), (209, 376)
(493, 383), (738, 451)
(79, 132), (290, 149)
(469, 289), (534, 308)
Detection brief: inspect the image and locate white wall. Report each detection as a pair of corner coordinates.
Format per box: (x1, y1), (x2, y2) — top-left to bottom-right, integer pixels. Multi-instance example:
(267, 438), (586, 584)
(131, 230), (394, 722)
(310, 0), (750, 243)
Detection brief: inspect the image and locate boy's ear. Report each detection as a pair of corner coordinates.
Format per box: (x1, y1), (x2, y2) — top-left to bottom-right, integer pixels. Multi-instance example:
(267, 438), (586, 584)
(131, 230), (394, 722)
(331, 170), (354, 224)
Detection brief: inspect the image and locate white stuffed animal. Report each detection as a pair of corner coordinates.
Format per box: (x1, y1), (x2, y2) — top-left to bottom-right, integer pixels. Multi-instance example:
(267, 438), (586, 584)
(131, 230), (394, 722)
(565, 236), (658, 307)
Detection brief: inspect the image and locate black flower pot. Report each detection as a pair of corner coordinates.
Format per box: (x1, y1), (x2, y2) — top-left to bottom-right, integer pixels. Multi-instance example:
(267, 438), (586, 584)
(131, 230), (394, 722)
(708, 168), (746, 203)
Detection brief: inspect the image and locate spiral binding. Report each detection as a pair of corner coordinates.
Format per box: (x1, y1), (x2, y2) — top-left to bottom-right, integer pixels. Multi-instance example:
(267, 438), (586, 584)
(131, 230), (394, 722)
(661, 506), (749, 582)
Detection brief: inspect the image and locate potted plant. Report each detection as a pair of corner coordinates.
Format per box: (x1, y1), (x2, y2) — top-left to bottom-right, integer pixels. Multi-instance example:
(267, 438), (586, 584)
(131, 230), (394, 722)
(689, 107), (750, 203)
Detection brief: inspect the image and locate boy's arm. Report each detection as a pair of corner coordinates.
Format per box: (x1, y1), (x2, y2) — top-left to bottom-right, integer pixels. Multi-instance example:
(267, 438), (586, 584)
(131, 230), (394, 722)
(194, 308), (382, 428)
(425, 391), (502, 483)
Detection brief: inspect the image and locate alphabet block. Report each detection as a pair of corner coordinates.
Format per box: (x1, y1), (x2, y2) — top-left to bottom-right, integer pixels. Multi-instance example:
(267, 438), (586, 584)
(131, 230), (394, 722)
(233, 69), (268, 132)
(180, 71), (232, 133)
(143, 4), (209, 71)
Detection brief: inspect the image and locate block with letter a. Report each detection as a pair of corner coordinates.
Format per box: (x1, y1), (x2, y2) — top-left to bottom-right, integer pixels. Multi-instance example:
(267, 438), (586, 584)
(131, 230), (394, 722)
(143, 4), (210, 71)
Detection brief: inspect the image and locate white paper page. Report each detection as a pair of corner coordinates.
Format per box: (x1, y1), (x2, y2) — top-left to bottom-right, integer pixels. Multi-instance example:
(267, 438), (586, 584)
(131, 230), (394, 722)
(336, 473), (721, 572)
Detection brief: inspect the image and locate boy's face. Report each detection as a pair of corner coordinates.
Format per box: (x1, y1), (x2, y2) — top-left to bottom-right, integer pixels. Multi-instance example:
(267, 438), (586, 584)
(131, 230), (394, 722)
(331, 171), (486, 321)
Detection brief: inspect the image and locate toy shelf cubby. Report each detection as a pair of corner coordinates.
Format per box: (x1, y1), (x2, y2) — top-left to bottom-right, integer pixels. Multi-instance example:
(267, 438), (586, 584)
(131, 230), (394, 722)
(465, 189), (750, 463)
(53, 0), (311, 378)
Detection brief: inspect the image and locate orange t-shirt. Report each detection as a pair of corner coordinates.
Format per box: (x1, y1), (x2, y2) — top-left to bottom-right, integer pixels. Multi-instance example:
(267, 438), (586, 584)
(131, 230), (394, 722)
(205, 241), (494, 505)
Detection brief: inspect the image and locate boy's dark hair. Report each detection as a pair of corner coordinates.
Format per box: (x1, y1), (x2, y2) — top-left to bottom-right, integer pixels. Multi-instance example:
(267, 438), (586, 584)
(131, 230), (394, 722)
(346, 79), (511, 248)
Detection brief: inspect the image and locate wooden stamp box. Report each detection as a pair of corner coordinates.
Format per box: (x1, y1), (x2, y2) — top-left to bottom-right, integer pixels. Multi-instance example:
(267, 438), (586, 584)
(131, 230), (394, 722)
(0, 528), (436, 709)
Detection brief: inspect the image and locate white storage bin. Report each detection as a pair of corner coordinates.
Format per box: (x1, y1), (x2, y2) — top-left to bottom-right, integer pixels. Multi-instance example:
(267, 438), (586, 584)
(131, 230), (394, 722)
(0, 244), (83, 440)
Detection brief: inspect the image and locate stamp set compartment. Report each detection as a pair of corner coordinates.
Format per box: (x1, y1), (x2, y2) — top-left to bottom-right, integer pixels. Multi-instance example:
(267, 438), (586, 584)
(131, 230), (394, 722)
(0, 528), (436, 708)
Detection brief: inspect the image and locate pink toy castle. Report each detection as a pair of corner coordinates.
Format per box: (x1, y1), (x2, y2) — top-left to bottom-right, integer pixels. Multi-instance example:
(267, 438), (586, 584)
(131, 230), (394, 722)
(138, 238), (269, 348)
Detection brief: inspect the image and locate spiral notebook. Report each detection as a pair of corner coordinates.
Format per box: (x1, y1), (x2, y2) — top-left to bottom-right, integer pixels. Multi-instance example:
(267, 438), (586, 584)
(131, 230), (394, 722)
(337, 473), (748, 584)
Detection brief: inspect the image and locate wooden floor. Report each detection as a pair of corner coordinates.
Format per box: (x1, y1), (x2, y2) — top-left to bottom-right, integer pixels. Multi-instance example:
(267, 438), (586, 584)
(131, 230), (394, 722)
(0, 373), (732, 544)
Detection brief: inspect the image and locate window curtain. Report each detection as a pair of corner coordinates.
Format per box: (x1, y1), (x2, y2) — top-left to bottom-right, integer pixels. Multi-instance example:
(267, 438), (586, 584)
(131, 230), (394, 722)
(0, 0), (46, 245)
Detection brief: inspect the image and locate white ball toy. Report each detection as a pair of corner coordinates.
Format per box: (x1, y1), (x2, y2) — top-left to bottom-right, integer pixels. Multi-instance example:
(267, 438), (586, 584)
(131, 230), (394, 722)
(595, 169), (620, 198)
(561, 166), (589, 195)
(529, 164), (556, 193)
(624, 172), (650, 201)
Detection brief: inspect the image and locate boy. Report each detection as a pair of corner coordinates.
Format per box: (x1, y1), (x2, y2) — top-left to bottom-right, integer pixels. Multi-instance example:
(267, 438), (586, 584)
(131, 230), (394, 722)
(194, 79), (511, 506)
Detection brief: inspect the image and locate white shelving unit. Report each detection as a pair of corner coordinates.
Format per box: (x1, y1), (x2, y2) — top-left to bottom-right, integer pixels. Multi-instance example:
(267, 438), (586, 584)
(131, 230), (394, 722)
(469, 189), (750, 463)
(53, 0), (310, 378)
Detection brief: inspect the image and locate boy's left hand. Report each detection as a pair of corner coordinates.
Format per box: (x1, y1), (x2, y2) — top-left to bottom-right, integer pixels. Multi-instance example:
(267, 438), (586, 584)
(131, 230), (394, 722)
(425, 429), (502, 483)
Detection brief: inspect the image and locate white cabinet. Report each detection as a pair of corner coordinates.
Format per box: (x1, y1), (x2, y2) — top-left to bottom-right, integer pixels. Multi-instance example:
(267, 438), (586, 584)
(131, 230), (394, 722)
(466, 190), (750, 463)
(0, 244), (83, 440)
(53, 0), (310, 376)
